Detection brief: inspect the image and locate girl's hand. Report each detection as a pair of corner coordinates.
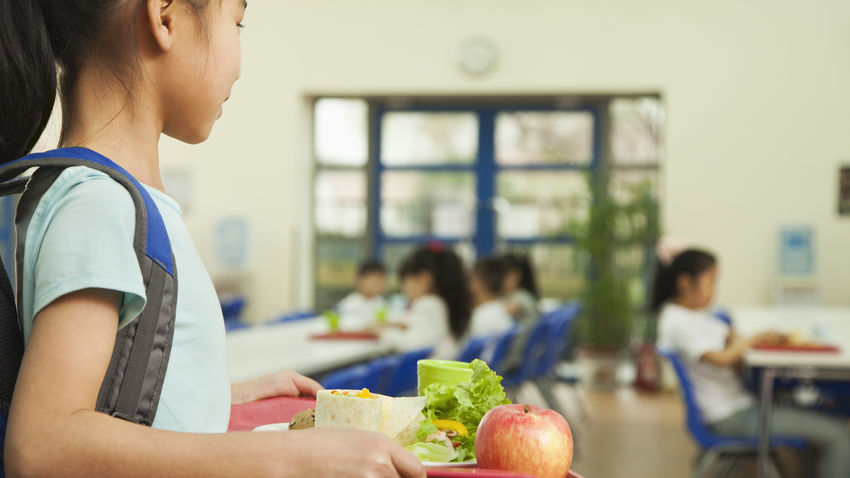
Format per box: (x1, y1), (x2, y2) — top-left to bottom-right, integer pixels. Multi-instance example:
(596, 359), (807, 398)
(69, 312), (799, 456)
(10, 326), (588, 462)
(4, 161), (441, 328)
(751, 330), (786, 347)
(283, 427), (425, 478)
(232, 370), (323, 405)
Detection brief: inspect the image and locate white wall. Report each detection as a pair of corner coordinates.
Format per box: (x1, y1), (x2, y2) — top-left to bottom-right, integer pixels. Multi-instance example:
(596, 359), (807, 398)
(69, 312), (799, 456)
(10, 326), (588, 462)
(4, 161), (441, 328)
(158, 0), (850, 321)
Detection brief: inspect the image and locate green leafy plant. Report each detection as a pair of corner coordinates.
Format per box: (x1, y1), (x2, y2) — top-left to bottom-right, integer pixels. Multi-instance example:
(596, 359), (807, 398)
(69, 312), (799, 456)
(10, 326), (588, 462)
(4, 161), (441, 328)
(569, 174), (659, 350)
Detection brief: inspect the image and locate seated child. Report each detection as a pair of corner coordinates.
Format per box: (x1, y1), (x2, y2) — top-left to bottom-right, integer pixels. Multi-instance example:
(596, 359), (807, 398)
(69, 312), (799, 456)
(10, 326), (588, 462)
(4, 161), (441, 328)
(380, 245), (471, 360)
(337, 260), (388, 328)
(655, 248), (850, 478)
(501, 253), (540, 327)
(468, 257), (513, 338)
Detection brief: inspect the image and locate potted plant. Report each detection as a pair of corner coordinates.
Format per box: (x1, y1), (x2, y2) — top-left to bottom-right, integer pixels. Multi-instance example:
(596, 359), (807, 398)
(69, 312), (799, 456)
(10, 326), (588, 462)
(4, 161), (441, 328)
(569, 174), (658, 388)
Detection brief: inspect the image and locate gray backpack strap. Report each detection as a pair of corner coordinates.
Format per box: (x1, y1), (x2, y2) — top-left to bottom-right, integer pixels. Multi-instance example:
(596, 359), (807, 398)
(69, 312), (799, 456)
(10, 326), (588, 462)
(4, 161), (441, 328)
(0, 147), (177, 426)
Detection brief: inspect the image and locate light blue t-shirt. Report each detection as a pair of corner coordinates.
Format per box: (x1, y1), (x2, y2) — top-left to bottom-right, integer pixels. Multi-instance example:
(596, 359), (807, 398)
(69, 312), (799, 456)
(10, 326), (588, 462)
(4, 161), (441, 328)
(19, 166), (231, 433)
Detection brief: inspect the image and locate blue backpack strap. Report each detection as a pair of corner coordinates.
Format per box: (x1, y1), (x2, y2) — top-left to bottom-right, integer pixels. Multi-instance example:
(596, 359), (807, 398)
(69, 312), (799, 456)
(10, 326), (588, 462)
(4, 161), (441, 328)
(0, 147), (177, 427)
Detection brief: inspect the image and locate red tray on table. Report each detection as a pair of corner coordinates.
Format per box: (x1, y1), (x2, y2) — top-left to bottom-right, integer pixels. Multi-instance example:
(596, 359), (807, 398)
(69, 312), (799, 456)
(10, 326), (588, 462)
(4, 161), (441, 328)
(309, 331), (379, 341)
(753, 344), (840, 353)
(229, 396), (585, 478)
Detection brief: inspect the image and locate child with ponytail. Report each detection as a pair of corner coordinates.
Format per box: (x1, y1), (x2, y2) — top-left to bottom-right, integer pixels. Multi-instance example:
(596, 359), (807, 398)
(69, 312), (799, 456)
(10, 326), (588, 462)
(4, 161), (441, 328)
(655, 247), (850, 478)
(381, 245), (472, 360)
(0, 1), (423, 477)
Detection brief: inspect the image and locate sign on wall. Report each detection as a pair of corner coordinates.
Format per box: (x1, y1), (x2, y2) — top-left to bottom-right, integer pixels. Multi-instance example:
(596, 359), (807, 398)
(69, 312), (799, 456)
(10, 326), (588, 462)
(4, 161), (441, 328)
(779, 226), (814, 276)
(839, 166), (850, 216)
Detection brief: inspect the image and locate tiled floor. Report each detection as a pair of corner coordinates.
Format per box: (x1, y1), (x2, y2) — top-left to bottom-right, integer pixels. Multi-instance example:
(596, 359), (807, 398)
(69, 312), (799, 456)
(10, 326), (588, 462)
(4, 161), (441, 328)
(515, 383), (698, 478)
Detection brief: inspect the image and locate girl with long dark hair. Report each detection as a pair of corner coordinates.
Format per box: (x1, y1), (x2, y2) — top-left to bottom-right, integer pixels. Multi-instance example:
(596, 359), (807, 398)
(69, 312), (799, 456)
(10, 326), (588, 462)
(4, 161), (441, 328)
(382, 246), (472, 360)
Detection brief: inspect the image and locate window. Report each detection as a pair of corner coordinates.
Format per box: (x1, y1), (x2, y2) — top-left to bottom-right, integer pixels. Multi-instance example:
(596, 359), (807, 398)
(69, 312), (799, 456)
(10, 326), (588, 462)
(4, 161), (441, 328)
(312, 96), (663, 310)
(313, 99), (369, 309)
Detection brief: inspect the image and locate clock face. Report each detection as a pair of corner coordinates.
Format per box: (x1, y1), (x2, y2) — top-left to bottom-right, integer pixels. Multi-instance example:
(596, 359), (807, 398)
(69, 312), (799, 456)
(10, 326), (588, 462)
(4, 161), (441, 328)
(458, 37), (498, 77)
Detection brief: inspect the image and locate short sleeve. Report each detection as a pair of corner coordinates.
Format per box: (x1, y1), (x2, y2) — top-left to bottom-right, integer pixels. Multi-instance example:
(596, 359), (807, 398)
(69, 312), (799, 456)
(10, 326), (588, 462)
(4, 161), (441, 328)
(657, 305), (728, 363)
(24, 169), (147, 338)
(673, 326), (725, 363)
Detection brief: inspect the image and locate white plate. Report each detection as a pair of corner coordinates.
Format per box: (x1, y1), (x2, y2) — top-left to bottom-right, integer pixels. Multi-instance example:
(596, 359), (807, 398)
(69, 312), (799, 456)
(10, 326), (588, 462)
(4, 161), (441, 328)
(252, 422), (290, 432)
(422, 460), (476, 467)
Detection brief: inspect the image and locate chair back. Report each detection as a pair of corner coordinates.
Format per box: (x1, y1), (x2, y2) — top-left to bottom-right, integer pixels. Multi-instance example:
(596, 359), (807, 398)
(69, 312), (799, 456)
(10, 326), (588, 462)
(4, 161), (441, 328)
(382, 347), (434, 396)
(658, 349), (725, 449)
(489, 327), (520, 374)
(220, 295), (246, 320)
(271, 310), (316, 324)
(534, 303), (581, 378)
(503, 319), (551, 387)
(456, 336), (489, 363)
(322, 363), (373, 390)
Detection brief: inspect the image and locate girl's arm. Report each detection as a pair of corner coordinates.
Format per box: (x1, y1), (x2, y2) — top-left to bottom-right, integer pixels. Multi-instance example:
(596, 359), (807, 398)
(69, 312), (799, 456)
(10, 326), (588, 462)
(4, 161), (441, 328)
(231, 370), (322, 405)
(6, 289), (424, 478)
(700, 330), (784, 368)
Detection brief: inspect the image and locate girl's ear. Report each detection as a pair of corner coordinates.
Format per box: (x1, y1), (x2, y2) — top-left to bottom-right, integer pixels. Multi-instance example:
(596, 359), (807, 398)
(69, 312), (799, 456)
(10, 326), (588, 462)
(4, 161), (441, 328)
(146, 0), (176, 52)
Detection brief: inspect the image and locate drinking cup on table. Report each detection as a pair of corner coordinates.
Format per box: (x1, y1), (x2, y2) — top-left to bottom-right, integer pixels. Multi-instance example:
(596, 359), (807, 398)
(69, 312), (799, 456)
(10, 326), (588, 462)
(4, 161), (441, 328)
(323, 310), (340, 332)
(417, 360), (473, 396)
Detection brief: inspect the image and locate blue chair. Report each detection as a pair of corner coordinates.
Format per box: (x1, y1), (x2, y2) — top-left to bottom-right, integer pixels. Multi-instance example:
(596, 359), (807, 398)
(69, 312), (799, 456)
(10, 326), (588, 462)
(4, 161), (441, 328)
(382, 347), (434, 396)
(269, 310), (316, 324)
(500, 319), (552, 389)
(366, 354), (403, 394)
(322, 355), (402, 392)
(224, 319), (251, 332)
(534, 303), (581, 380)
(322, 363), (373, 390)
(220, 295), (246, 320)
(508, 304), (582, 422)
(712, 307), (733, 327)
(456, 336), (490, 363)
(221, 295), (251, 331)
(489, 326), (520, 374)
(660, 349), (808, 477)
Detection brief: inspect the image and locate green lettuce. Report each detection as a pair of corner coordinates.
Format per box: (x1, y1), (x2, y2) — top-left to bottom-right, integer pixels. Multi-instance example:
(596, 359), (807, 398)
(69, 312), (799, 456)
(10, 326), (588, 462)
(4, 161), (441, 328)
(417, 359), (511, 462)
(405, 441), (456, 463)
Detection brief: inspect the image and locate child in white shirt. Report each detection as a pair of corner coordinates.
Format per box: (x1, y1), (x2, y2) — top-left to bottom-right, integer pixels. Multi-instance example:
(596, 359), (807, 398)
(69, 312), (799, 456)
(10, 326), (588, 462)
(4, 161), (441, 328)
(501, 253), (540, 327)
(655, 248), (850, 478)
(337, 260), (387, 329)
(468, 257), (513, 338)
(380, 246), (471, 360)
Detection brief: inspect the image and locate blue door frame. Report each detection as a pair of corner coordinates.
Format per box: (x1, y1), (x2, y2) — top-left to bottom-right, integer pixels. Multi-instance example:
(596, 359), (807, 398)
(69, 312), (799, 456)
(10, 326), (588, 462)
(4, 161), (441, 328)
(370, 104), (601, 261)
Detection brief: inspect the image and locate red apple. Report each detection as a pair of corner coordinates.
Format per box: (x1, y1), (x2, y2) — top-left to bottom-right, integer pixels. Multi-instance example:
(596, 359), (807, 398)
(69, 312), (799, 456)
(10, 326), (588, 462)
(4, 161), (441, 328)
(475, 404), (573, 478)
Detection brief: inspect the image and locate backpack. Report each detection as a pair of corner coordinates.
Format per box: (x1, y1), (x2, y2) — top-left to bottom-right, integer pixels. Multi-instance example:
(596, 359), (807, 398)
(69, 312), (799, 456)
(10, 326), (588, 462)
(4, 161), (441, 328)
(0, 147), (177, 472)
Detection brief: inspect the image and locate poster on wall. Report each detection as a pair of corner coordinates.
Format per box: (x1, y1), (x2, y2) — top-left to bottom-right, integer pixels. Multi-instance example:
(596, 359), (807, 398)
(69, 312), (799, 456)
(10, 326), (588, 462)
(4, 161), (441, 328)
(779, 226), (814, 276)
(839, 166), (850, 216)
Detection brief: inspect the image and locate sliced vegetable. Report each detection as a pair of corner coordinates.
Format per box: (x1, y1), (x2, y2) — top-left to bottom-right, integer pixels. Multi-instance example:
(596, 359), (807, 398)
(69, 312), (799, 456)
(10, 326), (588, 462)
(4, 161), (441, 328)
(433, 419), (468, 436)
(405, 441), (456, 463)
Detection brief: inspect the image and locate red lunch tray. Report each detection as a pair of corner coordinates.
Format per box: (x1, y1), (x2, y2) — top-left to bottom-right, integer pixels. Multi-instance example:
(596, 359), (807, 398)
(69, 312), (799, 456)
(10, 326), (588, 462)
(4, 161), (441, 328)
(754, 344), (841, 353)
(229, 396), (585, 478)
(309, 331), (379, 341)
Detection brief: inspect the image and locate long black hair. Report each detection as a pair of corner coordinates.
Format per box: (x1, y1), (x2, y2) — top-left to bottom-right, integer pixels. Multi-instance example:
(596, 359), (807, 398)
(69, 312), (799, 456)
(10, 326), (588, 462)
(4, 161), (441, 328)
(472, 256), (509, 297)
(0, 0), (56, 163)
(0, 0), (213, 164)
(399, 246), (471, 341)
(651, 248), (717, 313)
(503, 253), (539, 300)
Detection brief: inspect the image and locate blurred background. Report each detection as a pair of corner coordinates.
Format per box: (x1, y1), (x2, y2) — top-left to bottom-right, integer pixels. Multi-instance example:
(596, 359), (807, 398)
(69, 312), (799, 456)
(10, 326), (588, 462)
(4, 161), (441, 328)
(18, 1), (850, 477)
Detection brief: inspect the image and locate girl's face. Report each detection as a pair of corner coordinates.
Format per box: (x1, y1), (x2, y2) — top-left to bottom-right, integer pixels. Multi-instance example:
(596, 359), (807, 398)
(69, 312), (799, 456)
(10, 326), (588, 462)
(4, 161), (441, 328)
(401, 272), (433, 301)
(158, 0), (246, 143)
(677, 265), (717, 309)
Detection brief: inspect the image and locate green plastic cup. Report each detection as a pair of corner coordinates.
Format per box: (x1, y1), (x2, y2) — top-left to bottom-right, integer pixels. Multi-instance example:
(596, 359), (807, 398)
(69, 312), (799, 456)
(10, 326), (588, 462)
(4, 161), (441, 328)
(322, 310), (340, 332)
(417, 360), (473, 396)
